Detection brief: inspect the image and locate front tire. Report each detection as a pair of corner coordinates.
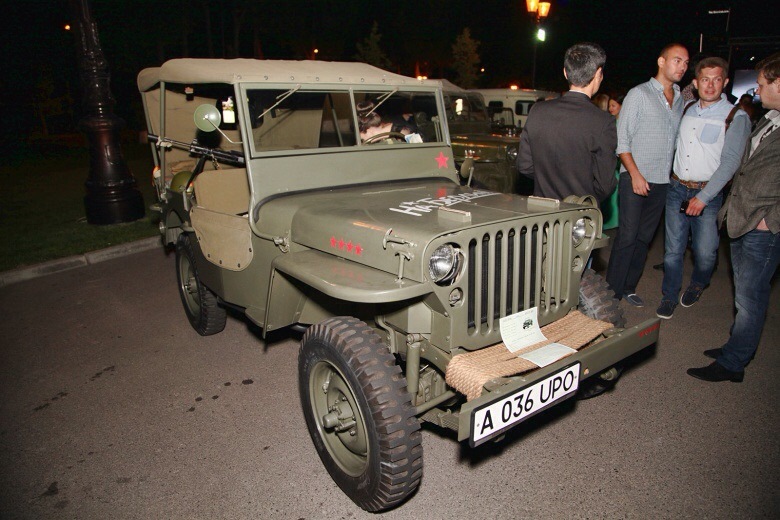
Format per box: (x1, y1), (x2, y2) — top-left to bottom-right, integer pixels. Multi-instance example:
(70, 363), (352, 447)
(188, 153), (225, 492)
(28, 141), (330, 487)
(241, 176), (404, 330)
(299, 317), (422, 512)
(579, 269), (625, 328)
(577, 269), (625, 398)
(175, 234), (227, 336)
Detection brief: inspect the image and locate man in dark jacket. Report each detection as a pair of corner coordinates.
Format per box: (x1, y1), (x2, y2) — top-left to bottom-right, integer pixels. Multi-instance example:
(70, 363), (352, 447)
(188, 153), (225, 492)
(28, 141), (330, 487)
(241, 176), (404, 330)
(688, 52), (780, 382)
(517, 42), (617, 202)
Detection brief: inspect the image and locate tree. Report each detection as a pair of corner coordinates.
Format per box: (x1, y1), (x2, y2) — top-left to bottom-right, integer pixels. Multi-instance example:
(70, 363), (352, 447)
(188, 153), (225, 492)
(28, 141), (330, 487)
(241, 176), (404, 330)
(452, 28), (481, 88)
(354, 22), (393, 71)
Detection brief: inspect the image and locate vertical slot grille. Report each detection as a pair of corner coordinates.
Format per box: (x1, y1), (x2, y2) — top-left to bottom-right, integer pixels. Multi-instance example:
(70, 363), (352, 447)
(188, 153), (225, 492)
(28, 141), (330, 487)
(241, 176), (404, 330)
(467, 220), (567, 334)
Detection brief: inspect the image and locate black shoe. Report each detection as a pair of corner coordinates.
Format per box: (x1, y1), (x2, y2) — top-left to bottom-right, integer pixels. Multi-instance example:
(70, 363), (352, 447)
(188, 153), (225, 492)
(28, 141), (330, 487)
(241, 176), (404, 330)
(687, 362), (743, 383)
(703, 348), (722, 359)
(656, 299), (676, 319)
(624, 293), (645, 307)
(680, 283), (706, 308)
(652, 262), (664, 271)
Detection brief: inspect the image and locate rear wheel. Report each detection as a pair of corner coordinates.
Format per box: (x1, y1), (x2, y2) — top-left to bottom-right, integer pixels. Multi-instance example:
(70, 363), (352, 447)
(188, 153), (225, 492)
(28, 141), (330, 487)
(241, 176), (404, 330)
(578, 269), (625, 399)
(175, 234), (226, 336)
(299, 317), (422, 512)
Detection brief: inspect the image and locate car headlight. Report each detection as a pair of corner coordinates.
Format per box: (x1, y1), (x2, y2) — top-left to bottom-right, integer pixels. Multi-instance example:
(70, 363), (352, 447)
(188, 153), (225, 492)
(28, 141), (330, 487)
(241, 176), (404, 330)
(572, 218), (588, 245)
(505, 144), (518, 163)
(429, 244), (462, 285)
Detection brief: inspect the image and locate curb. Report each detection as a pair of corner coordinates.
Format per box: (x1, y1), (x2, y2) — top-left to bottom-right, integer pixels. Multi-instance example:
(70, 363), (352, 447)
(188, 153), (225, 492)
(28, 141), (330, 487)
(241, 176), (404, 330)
(0, 236), (163, 289)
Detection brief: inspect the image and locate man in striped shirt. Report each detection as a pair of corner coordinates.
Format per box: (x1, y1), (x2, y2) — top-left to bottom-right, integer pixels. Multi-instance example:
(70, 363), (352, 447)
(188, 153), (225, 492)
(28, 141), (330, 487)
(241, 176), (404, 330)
(606, 43), (689, 306)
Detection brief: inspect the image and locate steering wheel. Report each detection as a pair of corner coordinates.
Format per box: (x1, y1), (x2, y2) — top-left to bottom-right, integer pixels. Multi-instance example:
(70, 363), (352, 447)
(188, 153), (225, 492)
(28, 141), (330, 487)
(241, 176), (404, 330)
(363, 131), (407, 144)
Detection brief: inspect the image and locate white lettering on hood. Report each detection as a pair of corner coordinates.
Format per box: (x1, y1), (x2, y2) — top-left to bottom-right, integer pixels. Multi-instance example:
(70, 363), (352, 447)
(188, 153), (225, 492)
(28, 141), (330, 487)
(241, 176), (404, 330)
(389, 190), (498, 217)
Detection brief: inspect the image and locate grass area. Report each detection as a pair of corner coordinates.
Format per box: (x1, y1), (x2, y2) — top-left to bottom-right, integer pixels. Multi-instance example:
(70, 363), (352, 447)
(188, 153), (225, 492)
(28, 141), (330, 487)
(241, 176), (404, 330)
(1, 141), (160, 272)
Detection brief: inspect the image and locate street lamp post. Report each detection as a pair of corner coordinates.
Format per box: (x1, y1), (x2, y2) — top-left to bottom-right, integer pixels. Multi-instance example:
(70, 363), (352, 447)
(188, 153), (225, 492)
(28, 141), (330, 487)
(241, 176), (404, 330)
(526, 0), (551, 90)
(69, 0), (145, 225)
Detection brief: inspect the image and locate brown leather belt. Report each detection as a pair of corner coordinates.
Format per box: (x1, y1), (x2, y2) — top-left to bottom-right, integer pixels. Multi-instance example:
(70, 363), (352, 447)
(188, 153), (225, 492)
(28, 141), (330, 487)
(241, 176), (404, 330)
(672, 173), (708, 189)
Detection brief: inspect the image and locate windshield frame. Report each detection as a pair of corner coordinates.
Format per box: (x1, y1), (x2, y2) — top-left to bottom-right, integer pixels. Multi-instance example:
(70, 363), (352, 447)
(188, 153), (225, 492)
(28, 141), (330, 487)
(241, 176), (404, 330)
(237, 83), (449, 159)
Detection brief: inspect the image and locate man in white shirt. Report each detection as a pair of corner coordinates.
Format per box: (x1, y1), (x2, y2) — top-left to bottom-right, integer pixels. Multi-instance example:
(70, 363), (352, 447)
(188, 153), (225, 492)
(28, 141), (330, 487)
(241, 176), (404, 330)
(656, 57), (751, 319)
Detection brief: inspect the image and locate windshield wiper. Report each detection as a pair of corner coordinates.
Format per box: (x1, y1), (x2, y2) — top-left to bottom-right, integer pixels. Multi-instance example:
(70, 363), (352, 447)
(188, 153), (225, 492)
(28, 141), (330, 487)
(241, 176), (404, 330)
(256, 84), (301, 121)
(366, 88), (399, 116)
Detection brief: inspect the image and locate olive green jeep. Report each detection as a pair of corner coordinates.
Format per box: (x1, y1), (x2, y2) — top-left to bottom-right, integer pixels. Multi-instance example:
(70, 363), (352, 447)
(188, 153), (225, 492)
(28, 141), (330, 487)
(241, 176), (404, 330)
(138, 59), (660, 512)
(439, 80), (533, 195)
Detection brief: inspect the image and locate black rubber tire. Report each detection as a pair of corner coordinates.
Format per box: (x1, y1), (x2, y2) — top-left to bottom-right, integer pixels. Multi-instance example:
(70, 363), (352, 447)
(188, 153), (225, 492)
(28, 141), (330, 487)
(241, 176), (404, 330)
(579, 268), (626, 328)
(299, 317), (422, 512)
(577, 269), (625, 399)
(175, 233), (227, 336)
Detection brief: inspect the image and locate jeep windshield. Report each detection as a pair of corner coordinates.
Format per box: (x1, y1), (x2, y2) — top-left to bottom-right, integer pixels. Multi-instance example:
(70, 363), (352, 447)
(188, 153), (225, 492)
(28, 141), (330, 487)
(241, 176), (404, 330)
(242, 87), (445, 156)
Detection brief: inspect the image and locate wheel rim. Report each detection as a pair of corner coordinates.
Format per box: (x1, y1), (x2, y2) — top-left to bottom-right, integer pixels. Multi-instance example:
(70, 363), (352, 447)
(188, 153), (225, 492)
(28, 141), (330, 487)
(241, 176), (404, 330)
(309, 360), (368, 477)
(178, 253), (201, 315)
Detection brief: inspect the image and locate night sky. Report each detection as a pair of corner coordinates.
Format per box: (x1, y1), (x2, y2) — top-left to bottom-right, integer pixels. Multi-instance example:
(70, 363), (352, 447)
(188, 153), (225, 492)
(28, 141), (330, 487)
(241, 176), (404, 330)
(3, 0), (778, 144)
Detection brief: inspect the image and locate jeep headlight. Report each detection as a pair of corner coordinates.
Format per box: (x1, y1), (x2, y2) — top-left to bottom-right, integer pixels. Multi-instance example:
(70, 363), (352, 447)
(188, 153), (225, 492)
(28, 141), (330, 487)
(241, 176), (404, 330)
(572, 218), (588, 245)
(429, 244), (462, 285)
(505, 144), (518, 163)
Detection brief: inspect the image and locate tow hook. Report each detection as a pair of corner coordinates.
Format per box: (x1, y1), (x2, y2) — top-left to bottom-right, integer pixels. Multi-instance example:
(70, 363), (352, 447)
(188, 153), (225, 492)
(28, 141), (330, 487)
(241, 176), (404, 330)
(599, 367), (620, 381)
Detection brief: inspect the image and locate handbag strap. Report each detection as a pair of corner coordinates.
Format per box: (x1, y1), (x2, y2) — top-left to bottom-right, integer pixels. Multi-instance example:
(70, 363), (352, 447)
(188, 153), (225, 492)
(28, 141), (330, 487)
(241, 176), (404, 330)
(683, 101), (740, 132)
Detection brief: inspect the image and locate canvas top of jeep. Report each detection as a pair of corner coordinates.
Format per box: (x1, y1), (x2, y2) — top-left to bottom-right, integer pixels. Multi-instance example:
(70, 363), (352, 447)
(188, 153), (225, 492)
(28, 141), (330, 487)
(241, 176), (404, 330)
(138, 59), (660, 513)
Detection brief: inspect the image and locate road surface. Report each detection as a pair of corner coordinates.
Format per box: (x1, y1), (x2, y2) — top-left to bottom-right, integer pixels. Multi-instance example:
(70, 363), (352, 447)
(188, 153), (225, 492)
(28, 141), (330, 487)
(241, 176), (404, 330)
(1, 235), (777, 519)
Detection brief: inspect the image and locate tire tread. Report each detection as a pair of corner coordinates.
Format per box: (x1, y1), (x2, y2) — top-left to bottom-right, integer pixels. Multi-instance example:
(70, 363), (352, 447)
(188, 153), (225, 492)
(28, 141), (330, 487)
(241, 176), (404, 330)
(176, 234), (227, 336)
(579, 268), (626, 328)
(300, 316), (422, 512)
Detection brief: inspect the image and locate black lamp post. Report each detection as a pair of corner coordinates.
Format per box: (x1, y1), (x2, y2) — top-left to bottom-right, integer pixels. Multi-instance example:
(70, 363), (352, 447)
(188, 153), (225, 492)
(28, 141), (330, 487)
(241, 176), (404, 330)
(526, 0), (551, 90)
(70, 0), (145, 225)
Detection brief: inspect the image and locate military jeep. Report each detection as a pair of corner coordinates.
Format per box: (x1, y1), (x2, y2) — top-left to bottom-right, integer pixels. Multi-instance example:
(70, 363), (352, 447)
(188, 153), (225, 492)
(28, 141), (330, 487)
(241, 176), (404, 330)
(439, 80), (533, 195)
(138, 59), (660, 512)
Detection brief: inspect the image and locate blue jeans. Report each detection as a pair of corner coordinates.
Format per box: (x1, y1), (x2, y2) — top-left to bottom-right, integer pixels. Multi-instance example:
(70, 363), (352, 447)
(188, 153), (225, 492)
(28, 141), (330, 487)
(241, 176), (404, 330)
(717, 229), (780, 372)
(661, 179), (723, 302)
(606, 173), (668, 299)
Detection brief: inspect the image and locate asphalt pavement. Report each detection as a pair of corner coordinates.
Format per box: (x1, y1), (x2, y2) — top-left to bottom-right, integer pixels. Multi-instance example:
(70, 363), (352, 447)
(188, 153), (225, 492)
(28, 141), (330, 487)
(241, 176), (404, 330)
(0, 232), (778, 519)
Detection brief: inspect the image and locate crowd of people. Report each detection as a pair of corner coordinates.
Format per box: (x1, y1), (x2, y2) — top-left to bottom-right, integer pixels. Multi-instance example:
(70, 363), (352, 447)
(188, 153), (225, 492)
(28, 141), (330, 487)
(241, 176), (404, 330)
(518, 43), (780, 383)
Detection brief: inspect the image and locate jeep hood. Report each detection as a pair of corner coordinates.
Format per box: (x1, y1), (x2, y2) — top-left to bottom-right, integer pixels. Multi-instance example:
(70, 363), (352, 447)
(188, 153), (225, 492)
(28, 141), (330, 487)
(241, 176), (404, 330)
(257, 180), (584, 283)
(451, 134), (518, 162)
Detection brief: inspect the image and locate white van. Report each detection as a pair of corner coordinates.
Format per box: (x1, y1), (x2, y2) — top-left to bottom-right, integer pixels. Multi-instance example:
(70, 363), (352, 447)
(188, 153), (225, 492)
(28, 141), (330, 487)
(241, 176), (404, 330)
(472, 88), (559, 132)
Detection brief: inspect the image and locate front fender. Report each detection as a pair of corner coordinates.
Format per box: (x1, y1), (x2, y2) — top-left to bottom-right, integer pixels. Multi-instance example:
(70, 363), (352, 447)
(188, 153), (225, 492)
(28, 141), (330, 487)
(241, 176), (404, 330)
(262, 249), (432, 335)
(271, 250), (430, 303)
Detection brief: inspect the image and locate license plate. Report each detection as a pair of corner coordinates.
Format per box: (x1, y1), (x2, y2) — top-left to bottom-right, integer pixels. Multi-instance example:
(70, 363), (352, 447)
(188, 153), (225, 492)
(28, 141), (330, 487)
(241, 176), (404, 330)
(470, 363), (580, 447)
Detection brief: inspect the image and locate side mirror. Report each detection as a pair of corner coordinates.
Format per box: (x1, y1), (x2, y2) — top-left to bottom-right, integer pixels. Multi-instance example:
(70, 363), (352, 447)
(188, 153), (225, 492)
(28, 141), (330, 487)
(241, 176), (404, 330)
(459, 157), (475, 187)
(194, 104), (222, 133)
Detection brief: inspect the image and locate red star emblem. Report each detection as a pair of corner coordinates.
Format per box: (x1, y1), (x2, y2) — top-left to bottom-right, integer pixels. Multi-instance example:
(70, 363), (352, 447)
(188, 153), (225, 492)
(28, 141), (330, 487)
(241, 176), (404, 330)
(338, 238), (345, 250)
(330, 236), (337, 247)
(435, 152), (449, 169)
(346, 241), (353, 252)
(355, 244), (363, 255)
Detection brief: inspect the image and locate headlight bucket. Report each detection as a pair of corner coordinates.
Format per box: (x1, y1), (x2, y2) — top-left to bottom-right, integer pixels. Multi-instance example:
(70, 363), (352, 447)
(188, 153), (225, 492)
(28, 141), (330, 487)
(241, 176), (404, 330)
(505, 144), (518, 163)
(429, 244), (462, 285)
(572, 217), (588, 246)
(571, 217), (596, 248)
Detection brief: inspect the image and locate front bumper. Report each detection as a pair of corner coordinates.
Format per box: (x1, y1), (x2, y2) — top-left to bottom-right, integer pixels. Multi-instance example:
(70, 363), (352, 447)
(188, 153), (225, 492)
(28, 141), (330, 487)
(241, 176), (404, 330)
(456, 317), (661, 442)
